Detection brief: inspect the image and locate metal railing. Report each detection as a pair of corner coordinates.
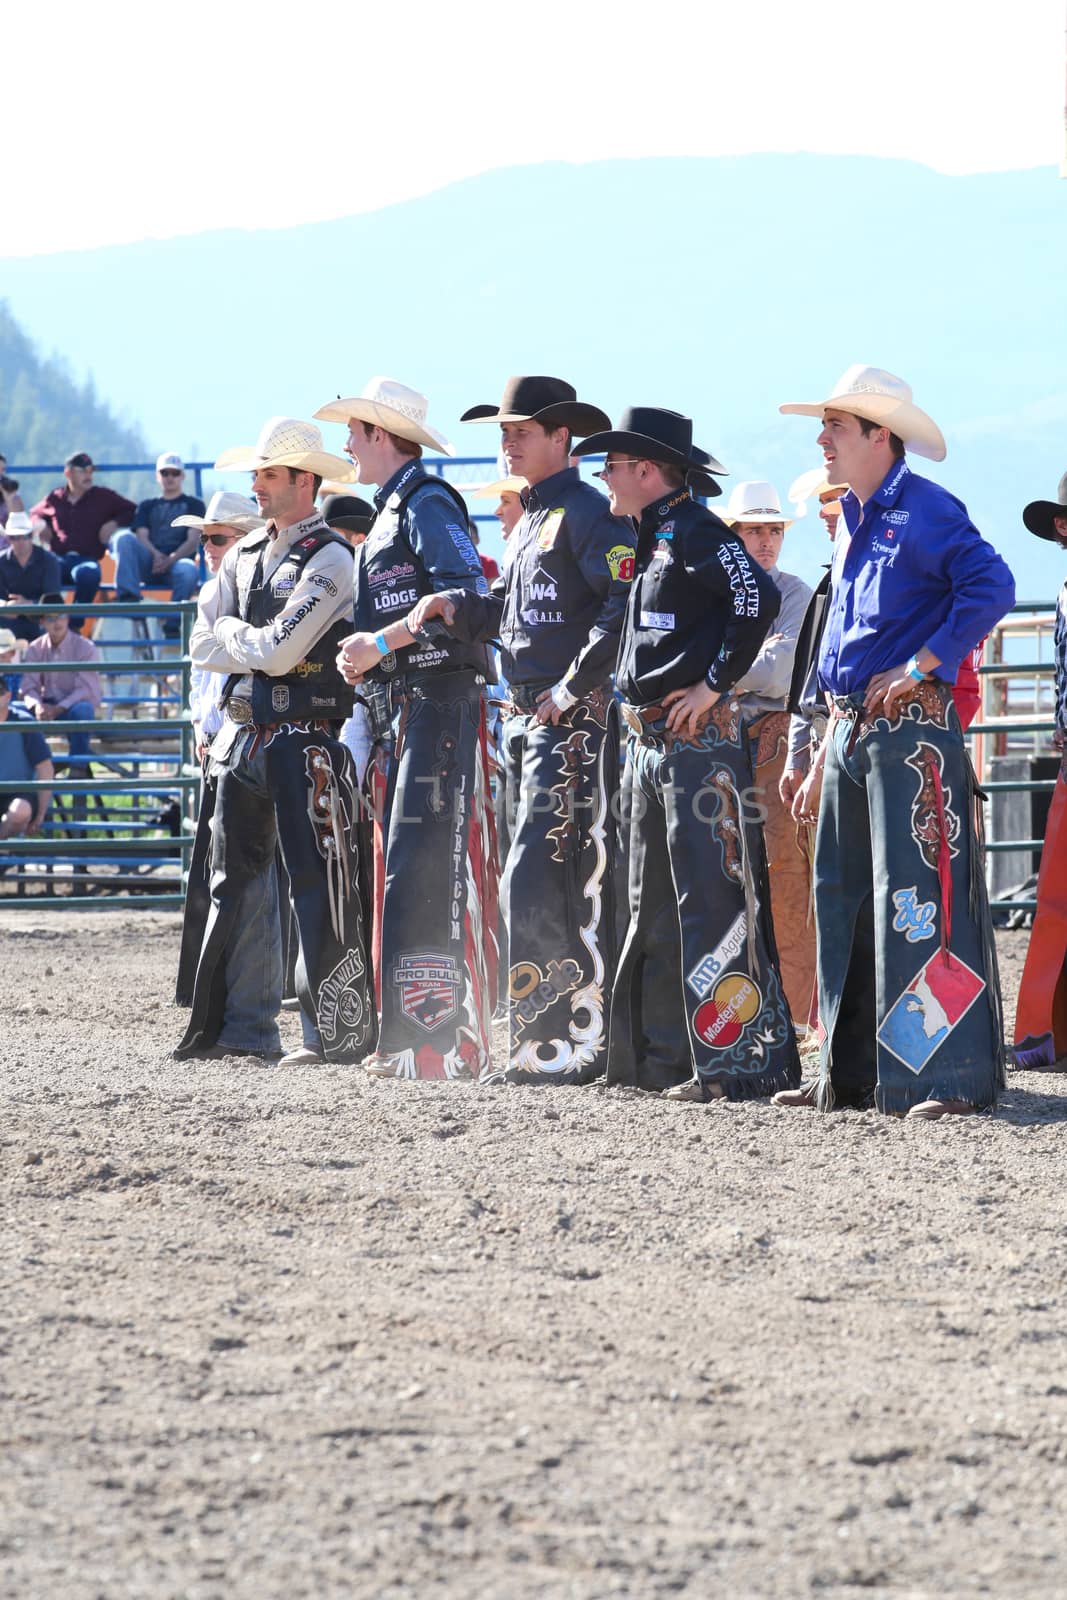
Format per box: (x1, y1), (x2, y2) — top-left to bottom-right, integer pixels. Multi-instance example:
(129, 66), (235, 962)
(0, 597), (195, 907)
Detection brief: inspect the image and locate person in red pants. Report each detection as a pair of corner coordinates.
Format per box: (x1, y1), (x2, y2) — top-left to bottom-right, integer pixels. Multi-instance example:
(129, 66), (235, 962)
(1013, 472), (1067, 1069)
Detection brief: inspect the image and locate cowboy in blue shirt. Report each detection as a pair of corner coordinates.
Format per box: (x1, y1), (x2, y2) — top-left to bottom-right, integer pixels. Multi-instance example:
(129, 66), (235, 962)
(776, 366), (1014, 1121)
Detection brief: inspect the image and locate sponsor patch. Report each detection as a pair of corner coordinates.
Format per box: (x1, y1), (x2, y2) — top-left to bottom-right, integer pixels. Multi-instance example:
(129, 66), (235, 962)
(274, 595), (320, 642)
(271, 685), (290, 713)
(272, 574), (297, 597)
(657, 520), (675, 541)
(537, 508), (566, 550)
(692, 971), (762, 1049)
(883, 510), (909, 526)
(876, 951), (985, 1075)
(640, 610), (676, 630)
(521, 608), (563, 626)
(308, 572), (338, 598)
(318, 949), (367, 1048)
(374, 587), (418, 613)
(446, 521), (481, 574)
(605, 543), (636, 582)
(717, 540), (763, 619)
(292, 659), (323, 677)
(393, 953), (461, 1033)
(368, 561), (416, 587)
(891, 886), (937, 943)
(653, 541), (673, 563)
(511, 959), (582, 1034)
(686, 913), (748, 998)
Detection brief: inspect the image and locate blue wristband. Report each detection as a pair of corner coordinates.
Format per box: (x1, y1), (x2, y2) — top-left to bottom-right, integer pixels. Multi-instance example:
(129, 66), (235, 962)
(906, 657), (927, 682)
(374, 631), (390, 656)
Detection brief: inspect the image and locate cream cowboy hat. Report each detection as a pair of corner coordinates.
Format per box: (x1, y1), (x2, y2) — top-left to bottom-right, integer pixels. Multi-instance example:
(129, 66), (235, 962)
(723, 480), (793, 529)
(215, 416), (356, 480)
(779, 365), (947, 462)
(314, 377), (455, 455)
(787, 467), (849, 516)
(172, 490), (266, 534)
(3, 511), (35, 538)
(469, 476), (528, 498)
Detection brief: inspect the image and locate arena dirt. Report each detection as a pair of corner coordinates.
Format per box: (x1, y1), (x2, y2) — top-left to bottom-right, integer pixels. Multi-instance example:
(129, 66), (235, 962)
(2, 913), (1066, 1599)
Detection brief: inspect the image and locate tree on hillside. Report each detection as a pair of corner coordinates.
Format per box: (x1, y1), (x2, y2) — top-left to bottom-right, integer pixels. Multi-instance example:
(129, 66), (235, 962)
(0, 301), (154, 502)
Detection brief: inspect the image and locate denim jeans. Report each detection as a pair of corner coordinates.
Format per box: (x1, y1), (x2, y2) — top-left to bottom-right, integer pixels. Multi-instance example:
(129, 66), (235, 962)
(111, 531), (198, 637)
(43, 698), (95, 763)
(217, 858), (284, 1056)
(58, 551), (101, 606)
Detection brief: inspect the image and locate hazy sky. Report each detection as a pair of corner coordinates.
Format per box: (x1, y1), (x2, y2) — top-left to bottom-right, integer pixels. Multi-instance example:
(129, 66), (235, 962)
(3, 0), (1062, 257)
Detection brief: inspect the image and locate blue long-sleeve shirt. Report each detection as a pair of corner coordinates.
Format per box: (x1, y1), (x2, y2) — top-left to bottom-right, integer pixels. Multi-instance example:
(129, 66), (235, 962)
(818, 460), (1015, 695)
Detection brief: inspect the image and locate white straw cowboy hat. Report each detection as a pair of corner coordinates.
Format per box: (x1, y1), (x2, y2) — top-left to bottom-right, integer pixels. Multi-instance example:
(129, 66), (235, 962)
(723, 480), (793, 529)
(787, 467), (849, 516)
(469, 476), (528, 498)
(215, 417), (356, 480)
(314, 377), (455, 455)
(172, 490), (266, 534)
(3, 511), (35, 538)
(779, 365), (947, 462)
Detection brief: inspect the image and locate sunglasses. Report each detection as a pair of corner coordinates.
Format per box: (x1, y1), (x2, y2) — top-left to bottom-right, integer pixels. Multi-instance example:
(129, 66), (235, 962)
(160, 469), (182, 478)
(200, 531), (239, 547)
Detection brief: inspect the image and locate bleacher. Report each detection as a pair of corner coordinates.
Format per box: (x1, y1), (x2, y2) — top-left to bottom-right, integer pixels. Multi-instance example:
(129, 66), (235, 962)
(0, 593), (197, 906)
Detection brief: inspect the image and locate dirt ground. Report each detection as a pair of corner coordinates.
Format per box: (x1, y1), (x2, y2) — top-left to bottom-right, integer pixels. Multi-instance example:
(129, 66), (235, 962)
(2, 914), (1067, 1599)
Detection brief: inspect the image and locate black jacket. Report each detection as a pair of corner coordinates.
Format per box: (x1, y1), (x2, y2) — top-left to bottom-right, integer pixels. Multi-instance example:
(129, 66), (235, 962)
(615, 489), (780, 705)
(442, 466), (633, 695)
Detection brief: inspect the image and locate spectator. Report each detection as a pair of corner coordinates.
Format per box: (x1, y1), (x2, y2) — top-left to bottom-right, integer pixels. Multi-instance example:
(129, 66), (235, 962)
(0, 512), (64, 643)
(112, 452), (204, 640)
(30, 451), (136, 613)
(0, 454), (25, 541)
(0, 677), (53, 839)
(19, 595), (103, 773)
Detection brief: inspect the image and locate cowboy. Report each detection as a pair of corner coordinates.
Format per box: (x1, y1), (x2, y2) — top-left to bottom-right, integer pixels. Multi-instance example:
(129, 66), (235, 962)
(0, 512), (64, 643)
(316, 378), (498, 1082)
(1012, 472), (1067, 1070)
(407, 375), (629, 1084)
(471, 475), (527, 549)
(112, 452), (204, 640)
(174, 419), (376, 1068)
(563, 408), (797, 1101)
(723, 481), (816, 1030)
(776, 366), (1014, 1118)
(780, 474), (850, 818)
(171, 491), (276, 1034)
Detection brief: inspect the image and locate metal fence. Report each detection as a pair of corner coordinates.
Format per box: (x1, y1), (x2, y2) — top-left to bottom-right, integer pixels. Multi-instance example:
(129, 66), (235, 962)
(1, 462), (1059, 915)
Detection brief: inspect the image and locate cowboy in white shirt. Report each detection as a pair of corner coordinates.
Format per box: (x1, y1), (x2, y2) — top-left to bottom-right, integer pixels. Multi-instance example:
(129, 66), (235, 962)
(175, 421), (377, 1068)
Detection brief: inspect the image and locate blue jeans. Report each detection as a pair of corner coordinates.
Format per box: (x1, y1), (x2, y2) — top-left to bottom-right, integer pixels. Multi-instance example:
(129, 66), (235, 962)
(112, 531), (198, 637)
(58, 550), (101, 606)
(218, 859), (285, 1056)
(44, 698), (95, 763)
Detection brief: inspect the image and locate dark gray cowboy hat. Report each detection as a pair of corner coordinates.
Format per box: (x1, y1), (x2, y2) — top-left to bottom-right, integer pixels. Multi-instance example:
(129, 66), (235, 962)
(461, 375), (611, 437)
(321, 493), (376, 535)
(1023, 472), (1067, 542)
(572, 406), (728, 498)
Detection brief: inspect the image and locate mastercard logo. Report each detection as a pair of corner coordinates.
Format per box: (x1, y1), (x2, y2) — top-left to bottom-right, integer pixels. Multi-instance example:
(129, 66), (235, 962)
(693, 972), (762, 1049)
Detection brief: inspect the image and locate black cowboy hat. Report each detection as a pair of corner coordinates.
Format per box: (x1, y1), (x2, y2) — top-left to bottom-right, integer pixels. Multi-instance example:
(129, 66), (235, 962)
(321, 493), (376, 535)
(572, 406), (728, 497)
(1023, 471), (1067, 543)
(461, 375), (611, 438)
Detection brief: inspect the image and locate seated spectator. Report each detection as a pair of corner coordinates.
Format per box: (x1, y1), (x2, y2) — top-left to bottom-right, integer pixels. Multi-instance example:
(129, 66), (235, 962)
(112, 453), (204, 640)
(30, 451), (136, 615)
(0, 676), (53, 839)
(0, 512), (64, 642)
(19, 596), (103, 772)
(0, 454), (26, 544)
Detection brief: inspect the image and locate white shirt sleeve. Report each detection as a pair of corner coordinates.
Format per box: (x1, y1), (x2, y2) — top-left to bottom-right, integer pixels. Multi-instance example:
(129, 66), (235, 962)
(212, 542), (354, 676)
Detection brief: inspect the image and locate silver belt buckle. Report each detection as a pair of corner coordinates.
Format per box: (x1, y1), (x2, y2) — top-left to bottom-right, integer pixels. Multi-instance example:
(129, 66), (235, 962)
(225, 698), (253, 725)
